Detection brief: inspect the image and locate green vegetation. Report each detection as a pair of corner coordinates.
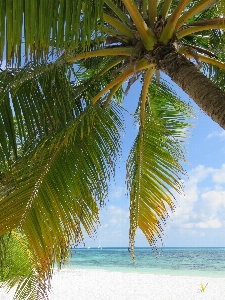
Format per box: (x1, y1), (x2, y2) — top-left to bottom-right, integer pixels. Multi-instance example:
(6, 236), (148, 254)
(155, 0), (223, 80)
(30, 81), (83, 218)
(0, 1), (225, 299)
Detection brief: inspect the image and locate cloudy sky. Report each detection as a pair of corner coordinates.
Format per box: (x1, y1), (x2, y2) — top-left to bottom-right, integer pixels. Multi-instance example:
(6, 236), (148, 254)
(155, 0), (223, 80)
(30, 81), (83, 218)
(84, 74), (225, 248)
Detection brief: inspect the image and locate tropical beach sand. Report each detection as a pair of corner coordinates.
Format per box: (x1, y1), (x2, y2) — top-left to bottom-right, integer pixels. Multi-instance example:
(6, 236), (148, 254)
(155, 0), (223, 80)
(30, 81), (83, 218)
(1, 269), (225, 299)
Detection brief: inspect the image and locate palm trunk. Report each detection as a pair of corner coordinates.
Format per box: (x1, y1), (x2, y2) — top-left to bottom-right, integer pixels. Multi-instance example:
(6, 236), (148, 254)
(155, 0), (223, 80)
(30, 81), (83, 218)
(158, 49), (225, 129)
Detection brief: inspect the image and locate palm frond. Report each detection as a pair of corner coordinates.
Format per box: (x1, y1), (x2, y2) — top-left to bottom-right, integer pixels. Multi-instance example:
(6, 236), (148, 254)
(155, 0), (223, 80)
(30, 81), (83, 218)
(0, 231), (46, 300)
(176, 0), (218, 29)
(0, 101), (123, 285)
(0, 0), (105, 65)
(0, 54), (126, 165)
(127, 79), (193, 256)
(0, 60), (81, 163)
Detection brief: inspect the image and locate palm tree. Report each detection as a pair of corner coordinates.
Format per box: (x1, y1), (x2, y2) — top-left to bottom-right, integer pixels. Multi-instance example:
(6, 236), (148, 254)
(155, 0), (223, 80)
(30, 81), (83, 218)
(0, 0), (225, 298)
(0, 50), (192, 299)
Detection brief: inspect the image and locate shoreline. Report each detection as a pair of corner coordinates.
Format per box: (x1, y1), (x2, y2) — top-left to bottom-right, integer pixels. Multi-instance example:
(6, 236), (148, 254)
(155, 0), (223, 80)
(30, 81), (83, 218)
(61, 265), (225, 278)
(1, 268), (225, 299)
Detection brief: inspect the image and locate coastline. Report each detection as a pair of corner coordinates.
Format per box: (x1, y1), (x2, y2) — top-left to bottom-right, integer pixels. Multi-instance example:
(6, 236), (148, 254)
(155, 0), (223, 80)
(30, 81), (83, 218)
(1, 268), (225, 300)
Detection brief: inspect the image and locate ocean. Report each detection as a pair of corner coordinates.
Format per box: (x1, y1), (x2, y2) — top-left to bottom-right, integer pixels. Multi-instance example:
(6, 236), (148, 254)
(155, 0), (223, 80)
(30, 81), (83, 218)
(66, 247), (225, 278)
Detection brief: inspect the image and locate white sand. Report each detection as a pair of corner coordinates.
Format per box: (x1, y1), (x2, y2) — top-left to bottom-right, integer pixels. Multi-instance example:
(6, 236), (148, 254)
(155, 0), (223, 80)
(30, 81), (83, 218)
(1, 269), (225, 299)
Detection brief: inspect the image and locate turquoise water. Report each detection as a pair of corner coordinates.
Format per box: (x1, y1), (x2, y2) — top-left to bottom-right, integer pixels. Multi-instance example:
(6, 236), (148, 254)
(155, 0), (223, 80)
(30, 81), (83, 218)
(66, 247), (225, 278)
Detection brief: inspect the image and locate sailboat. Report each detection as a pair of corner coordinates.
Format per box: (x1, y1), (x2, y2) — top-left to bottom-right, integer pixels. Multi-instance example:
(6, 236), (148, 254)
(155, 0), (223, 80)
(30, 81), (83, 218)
(97, 240), (102, 249)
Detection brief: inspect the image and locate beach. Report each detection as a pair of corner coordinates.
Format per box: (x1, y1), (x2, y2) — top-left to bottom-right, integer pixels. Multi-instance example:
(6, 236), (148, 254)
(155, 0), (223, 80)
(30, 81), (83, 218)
(1, 268), (225, 300)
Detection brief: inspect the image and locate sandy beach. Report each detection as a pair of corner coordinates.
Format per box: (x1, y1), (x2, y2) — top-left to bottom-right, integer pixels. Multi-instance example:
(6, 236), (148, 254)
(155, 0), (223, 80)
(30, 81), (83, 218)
(1, 268), (225, 300)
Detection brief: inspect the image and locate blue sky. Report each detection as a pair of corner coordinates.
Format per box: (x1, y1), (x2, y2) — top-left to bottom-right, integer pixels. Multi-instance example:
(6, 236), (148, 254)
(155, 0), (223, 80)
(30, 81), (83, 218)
(84, 74), (225, 248)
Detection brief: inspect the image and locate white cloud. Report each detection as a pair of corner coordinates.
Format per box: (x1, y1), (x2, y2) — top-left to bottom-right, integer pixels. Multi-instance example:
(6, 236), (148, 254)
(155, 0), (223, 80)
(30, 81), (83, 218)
(183, 223), (194, 229)
(201, 190), (225, 215)
(99, 205), (129, 230)
(207, 131), (225, 140)
(168, 165), (225, 233)
(187, 165), (212, 183)
(108, 205), (129, 216)
(196, 219), (222, 229)
(88, 164), (225, 247)
(208, 219), (222, 228)
(195, 222), (208, 229)
(170, 165), (211, 220)
(211, 164), (225, 184)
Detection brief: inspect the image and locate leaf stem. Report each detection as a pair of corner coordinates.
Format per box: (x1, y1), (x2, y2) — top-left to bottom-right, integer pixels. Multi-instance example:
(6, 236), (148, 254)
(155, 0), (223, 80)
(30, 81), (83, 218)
(103, 82), (124, 108)
(134, 67), (155, 245)
(66, 47), (136, 63)
(177, 24), (225, 39)
(92, 58), (151, 104)
(98, 25), (122, 37)
(148, 0), (157, 27)
(122, 0), (157, 50)
(160, 0), (191, 44)
(142, 0), (148, 19)
(161, 0), (173, 20)
(74, 58), (124, 99)
(140, 66), (155, 127)
(186, 18), (225, 26)
(178, 48), (225, 69)
(176, 0), (218, 30)
(104, 0), (132, 24)
(96, 58), (124, 78)
(103, 13), (135, 39)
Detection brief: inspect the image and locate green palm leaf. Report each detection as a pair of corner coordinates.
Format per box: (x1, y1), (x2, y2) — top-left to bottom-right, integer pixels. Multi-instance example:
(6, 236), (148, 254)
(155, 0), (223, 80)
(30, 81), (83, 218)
(177, 1), (225, 89)
(0, 0), (105, 65)
(0, 60), (81, 163)
(0, 101), (123, 288)
(127, 80), (192, 256)
(0, 55), (124, 165)
(0, 231), (45, 300)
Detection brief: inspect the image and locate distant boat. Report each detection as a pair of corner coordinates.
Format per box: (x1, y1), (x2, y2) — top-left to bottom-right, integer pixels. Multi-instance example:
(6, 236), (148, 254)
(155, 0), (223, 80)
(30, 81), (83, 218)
(87, 246), (91, 249)
(98, 240), (102, 249)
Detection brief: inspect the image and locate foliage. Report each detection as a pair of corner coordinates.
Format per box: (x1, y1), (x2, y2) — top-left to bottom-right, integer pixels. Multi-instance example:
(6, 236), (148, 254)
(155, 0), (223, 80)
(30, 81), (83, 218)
(0, 231), (44, 300)
(0, 1), (225, 299)
(127, 80), (192, 255)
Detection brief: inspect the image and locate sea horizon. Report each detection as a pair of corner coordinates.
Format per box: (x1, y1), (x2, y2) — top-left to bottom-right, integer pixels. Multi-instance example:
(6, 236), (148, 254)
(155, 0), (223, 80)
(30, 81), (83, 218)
(75, 246), (225, 248)
(62, 247), (225, 278)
